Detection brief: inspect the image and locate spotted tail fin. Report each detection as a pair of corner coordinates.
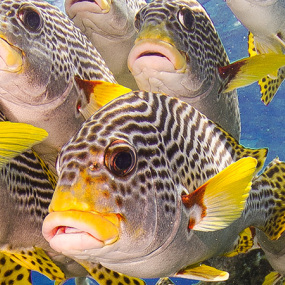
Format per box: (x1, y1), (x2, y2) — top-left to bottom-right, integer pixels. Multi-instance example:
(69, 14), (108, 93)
(246, 158), (285, 240)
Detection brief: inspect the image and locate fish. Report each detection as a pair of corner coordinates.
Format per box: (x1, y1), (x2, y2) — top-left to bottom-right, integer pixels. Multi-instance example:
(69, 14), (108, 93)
(225, 0), (285, 104)
(42, 88), (285, 282)
(65, 0), (147, 89)
(128, 0), (285, 140)
(0, 0), (128, 174)
(0, 111), (145, 285)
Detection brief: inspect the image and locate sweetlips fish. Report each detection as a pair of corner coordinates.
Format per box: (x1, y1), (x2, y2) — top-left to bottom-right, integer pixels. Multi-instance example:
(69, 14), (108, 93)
(65, 0), (147, 89)
(225, 0), (285, 104)
(0, 111), (145, 285)
(128, 0), (285, 139)
(43, 88), (285, 282)
(0, 0), (131, 173)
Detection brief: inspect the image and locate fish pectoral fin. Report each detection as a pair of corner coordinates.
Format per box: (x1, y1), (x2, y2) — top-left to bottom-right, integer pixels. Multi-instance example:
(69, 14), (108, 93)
(0, 252), (32, 284)
(74, 76), (132, 119)
(175, 263), (229, 282)
(182, 157), (257, 231)
(0, 122), (48, 168)
(256, 158), (285, 240)
(1, 247), (65, 282)
(155, 277), (175, 285)
(220, 53), (285, 94)
(223, 227), (258, 257)
(77, 260), (146, 285)
(262, 271), (284, 285)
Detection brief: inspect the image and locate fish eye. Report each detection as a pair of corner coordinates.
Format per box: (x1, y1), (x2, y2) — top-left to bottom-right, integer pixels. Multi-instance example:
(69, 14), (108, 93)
(105, 140), (136, 177)
(178, 7), (195, 31)
(18, 5), (43, 32)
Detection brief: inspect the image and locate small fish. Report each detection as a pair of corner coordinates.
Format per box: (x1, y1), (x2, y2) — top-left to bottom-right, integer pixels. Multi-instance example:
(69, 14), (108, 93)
(65, 0), (147, 89)
(225, 0), (285, 104)
(42, 88), (285, 282)
(0, 0), (123, 173)
(0, 111), (144, 285)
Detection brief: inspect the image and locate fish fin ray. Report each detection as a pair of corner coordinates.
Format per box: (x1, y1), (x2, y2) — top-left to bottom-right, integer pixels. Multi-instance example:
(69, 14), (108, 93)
(262, 271), (284, 285)
(1, 247), (65, 281)
(175, 263), (229, 281)
(0, 122), (48, 168)
(77, 260), (146, 285)
(75, 77), (132, 119)
(182, 157), (257, 231)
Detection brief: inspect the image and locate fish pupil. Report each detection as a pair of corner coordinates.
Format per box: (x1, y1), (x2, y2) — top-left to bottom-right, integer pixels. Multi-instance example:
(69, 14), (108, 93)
(18, 6), (42, 32)
(113, 151), (133, 173)
(178, 7), (195, 31)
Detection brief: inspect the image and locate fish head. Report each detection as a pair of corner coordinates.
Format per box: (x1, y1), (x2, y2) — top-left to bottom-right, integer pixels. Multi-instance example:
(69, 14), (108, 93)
(128, 0), (227, 100)
(0, 0), (78, 106)
(42, 92), (183, 265)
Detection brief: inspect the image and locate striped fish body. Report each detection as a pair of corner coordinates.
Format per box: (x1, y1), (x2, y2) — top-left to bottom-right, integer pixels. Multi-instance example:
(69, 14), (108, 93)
(65, 0), (147, 89)
(128, 0), (240, 140)
(0, 0), (116, 172)
(43, 91), (285, 280)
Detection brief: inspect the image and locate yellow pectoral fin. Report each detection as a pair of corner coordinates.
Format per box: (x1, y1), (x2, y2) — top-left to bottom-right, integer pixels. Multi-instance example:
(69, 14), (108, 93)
(262, 271), (284, 285)
(0, 122), (48, 167)
(1, 247), (65, 282)
(220, 54), (285, 93)
(182, 157), (257, 231)
(175, 264), (229, 282)
(0, 252), (32, 284)
(78, 261), (146, 285)
(75, 76), (132, 119)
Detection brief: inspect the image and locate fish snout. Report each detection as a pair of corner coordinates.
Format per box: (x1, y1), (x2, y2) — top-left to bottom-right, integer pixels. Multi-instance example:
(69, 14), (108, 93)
(42, 210), (121, 256)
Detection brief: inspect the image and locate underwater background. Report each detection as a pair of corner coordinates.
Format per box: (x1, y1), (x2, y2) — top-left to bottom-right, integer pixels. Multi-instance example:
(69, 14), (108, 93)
(34, 0), (284, 284)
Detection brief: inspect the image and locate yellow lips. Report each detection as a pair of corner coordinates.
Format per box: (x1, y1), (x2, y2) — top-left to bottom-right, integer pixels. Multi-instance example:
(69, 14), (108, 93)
(0, 36), (23, 72)
(42, 210), (121, 246)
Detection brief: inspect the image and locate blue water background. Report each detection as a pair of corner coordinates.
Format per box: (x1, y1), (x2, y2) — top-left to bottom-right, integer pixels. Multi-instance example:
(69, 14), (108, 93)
(35, 0), (285, 284)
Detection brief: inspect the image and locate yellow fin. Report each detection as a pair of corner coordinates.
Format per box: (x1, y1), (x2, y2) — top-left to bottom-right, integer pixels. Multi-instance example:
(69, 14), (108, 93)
(175, 263), (229, 281)
(156, 277), (174, 285)
(0, 252), (32, 284)
(0, 122), (48, 167)
(182, 157), (257, 231)
(1, 247), (65, 282)
(255, 158), (285, 240)
(75, 76), (132, 119)
(262, 271), (284, 285)
(248, 32), (258, 57)
(78, 261), (145, 285)
(258, 67), (285, 105)
(221, 54), (285, 93)
(223, 227), (258, 257)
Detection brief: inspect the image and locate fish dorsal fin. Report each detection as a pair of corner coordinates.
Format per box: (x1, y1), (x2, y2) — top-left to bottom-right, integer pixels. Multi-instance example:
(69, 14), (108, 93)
(74, 76), (132, 119)
(220, 53), (285, 94)
(252, 158), (285, 240)
(182, 157), (257, 231)
(77, 260), (146, 285)
(0, 122), (48, 168)
(0, 252), (32, 284)
(262, 271), (284, 285)
(223, 227), (258, 257)
(175, 263), (229, 281)
(1, 247), (65, 282)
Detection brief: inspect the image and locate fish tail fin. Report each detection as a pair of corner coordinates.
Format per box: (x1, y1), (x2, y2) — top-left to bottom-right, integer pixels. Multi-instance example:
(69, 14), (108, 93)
(223, 226), (259, 257)
(0, 122), (48, 168)
(74, 76), (132, 119)
(248, 158), (285, 240)
(78, 260), (146, 285)
(182, 157), (257, 232)
(0, 252), (32, 284)
(1, 247), (65, 282)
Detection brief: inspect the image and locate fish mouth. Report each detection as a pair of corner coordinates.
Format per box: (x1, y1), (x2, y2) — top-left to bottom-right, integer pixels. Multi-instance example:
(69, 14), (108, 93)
(0, 36), (23, 73)
(128, 39), (187, 76)
(66, 0), (111, 17)
(42, 210), (121, 256)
